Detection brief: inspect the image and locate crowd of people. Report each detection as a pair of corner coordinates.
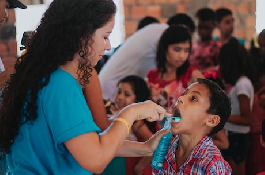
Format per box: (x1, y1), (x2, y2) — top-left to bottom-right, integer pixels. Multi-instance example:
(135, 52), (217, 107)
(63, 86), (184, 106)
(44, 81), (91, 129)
(0, 0), (264, 175)
(97, 6), (265, 175)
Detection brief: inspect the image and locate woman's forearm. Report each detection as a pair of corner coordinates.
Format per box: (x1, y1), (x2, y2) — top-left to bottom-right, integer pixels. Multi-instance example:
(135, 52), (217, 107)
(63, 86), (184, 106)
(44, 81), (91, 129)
(117, 140), (152, 157)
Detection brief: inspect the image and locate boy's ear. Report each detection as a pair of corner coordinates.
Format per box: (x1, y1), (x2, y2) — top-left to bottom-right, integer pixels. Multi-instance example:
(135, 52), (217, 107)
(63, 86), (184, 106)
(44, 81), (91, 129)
(260, 135), (265, 148)
(206, 115), (220, 127)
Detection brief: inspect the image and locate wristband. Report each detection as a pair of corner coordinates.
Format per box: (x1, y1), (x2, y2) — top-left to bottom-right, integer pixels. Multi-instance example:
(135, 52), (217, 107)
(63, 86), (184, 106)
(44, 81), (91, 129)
(114, 118), (130, 134)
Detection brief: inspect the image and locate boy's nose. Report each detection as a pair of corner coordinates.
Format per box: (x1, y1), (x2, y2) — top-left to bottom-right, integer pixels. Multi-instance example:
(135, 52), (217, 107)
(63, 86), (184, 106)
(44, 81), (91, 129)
(177, 97), (184, 104)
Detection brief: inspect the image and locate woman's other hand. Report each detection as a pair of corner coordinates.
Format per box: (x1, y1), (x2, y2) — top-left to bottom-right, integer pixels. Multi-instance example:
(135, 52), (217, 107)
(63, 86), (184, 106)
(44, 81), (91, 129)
(144, 129), (170, 154)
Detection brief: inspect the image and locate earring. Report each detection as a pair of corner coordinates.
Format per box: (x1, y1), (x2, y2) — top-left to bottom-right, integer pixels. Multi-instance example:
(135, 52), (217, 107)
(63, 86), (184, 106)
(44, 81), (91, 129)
(79, 49), (85, 57)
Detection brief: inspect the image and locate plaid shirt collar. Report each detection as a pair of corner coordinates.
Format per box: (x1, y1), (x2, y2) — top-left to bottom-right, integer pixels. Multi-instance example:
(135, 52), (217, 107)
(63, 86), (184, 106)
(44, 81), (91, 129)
(164, 135), (210, 173)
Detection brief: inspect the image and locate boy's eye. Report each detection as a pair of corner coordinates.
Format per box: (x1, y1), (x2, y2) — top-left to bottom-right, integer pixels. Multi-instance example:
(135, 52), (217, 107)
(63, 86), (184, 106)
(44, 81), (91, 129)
(191, 96), (197, 101)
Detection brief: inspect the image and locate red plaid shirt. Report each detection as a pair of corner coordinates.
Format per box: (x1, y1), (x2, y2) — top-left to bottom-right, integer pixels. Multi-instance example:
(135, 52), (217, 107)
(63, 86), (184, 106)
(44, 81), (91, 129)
(152, 135), (232, 175)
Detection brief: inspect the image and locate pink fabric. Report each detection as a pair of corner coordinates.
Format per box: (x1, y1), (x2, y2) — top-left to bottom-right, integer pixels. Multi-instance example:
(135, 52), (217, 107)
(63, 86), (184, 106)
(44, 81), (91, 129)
(147, 66), (196, 112)
(246, 133), (265, 175)
(250, 86), (265, 133)
(190, 40), (221, 71)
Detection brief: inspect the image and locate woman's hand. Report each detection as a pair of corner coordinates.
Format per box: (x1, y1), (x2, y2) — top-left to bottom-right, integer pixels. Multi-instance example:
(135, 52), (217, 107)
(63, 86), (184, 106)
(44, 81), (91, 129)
(144, 129), (170, 154)
(121, 100), (170, 122)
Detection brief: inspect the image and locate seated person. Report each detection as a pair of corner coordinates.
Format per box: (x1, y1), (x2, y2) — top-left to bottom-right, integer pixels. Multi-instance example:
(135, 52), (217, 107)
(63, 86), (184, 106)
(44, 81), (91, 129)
(103, 75), (154, 175)
(153, 78), (232, 174)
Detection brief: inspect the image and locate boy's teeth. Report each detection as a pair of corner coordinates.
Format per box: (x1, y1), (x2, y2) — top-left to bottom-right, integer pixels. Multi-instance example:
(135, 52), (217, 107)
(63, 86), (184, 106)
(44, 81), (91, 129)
(174, 118), (181, 122)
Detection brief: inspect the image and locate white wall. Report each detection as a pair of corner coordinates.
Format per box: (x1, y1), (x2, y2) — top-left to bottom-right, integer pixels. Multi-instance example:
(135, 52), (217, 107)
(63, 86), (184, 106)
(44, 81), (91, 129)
(256, 0), (265, 34)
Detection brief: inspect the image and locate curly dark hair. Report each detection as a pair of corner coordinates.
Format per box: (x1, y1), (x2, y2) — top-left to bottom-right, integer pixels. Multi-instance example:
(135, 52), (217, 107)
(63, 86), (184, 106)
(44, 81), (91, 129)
(0, 0), (116, 153)
(195, 78), (231, 135)
(156, 25), (191, 80)
(218, 37), (256, 86)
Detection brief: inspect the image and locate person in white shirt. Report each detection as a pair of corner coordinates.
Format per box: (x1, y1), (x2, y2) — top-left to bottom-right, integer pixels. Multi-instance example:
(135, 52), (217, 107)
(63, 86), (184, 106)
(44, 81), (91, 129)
(99, 14), (195, 102)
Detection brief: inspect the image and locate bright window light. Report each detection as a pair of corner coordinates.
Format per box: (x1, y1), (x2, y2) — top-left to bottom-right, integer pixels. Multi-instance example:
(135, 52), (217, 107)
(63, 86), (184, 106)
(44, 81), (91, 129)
(256, 0), (265, 33)
(15, 0), (124, 56)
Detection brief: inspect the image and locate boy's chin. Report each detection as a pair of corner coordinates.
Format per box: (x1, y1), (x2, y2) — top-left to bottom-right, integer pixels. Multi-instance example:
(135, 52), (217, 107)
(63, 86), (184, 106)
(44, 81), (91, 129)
(170, 129), (179, 135)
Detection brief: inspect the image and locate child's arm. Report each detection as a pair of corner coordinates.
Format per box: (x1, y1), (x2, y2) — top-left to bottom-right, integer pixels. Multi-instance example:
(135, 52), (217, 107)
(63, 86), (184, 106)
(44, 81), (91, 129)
(132, 120), (154, 174)
(133, 156), (153, 175)
(258, 86), (265, 109)
(211, 129), (229, 150)
(228, 94), (251, 126)
(149, 83), (160, 103)
(133, 120), (154, 140)
(189, 69), (205, 85)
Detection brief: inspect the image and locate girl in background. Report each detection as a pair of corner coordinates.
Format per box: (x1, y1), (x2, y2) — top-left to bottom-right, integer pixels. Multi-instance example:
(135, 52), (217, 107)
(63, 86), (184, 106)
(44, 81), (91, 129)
(147, 25), (204, 114)
(147, 24), (229, 150)
(147, 25), (204, 123)
(103, 75), (155, 175)
(219, 37), (256, 175)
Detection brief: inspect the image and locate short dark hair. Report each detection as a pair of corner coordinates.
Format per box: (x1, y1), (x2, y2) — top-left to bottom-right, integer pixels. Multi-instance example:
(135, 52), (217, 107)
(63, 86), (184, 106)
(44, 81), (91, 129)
(118, 75), (150, 102)
(167, 13), (195, 33)
(156, 25), (191, 79)
(262, 119), (265, 142)
(196, 8), (215, 22)
(215, 8), (232, 23)
(137, 16), (159, 30)
(195, 78), (231, 135)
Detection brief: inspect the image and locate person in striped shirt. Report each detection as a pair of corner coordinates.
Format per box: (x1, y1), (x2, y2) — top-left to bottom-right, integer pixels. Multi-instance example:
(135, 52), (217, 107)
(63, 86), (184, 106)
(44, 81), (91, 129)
(153, 78), (232, 175)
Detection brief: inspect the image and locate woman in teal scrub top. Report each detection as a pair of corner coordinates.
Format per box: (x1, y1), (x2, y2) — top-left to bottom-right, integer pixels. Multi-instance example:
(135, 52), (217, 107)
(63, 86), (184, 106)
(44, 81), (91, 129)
(0, 0), (169, 174)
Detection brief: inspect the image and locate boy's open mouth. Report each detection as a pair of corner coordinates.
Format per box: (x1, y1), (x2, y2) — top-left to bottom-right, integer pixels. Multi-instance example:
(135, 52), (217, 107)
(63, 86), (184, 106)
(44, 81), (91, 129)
(173, 108), (181, 118)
